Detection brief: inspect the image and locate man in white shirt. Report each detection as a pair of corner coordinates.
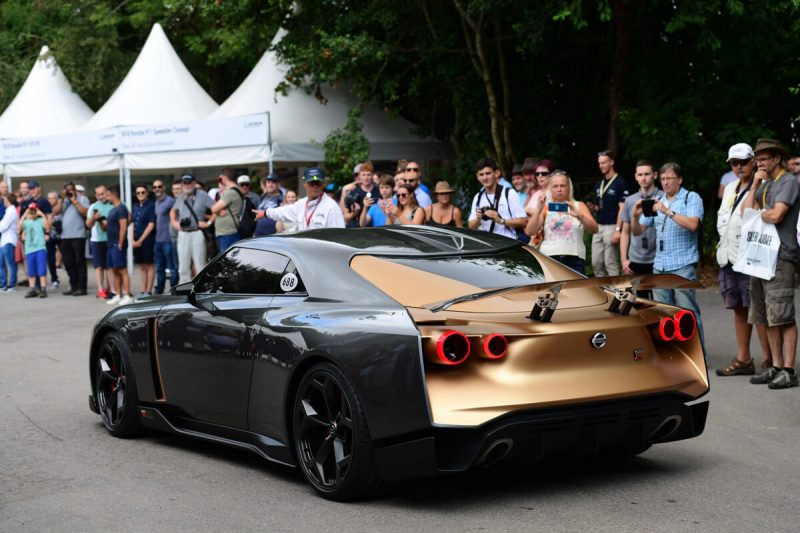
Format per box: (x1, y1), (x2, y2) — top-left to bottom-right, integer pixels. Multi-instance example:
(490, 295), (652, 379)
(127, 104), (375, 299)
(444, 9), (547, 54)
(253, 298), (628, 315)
(257, 167), (345, 231)
(468, 157), (527, 239)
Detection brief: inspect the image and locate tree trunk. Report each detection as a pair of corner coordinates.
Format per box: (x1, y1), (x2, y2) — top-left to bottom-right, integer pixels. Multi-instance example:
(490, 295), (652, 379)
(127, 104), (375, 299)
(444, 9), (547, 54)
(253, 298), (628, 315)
(606, 0), (640, 156)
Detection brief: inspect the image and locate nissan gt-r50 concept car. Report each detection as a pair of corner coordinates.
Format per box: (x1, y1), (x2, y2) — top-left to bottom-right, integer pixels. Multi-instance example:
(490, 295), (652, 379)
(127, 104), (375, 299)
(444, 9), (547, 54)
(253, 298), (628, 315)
(88, 226), (709, 500)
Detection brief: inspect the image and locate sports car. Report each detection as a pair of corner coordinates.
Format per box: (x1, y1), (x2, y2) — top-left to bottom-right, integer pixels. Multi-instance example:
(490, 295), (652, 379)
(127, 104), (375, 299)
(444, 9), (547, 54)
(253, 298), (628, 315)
(88, 225), (709, 500)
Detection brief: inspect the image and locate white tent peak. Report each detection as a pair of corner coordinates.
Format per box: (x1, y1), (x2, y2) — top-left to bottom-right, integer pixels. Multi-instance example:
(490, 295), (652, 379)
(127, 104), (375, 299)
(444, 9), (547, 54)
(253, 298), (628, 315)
(0, 45), (94, 138)
(84, 23), (218, 130)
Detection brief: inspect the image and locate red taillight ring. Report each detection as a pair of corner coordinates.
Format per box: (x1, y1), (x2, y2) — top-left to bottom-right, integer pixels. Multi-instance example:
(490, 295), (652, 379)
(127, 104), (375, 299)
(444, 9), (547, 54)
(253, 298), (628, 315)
(674, 310), (697, 341)
(659, 317), (676, 341)
(482, 333), (508, 359)
(435, 330), (471, 365)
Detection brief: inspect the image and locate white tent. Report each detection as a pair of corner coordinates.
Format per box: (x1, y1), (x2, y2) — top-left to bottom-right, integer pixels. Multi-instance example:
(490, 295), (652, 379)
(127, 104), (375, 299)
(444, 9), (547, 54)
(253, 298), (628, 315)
(0, 46), (94, 138)
(85, 23), (218, 130)
(212, 35), (452, 163)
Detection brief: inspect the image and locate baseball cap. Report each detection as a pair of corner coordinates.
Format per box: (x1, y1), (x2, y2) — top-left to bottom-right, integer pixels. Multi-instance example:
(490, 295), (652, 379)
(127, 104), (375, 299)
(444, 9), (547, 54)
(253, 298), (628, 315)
(353, 164), (361, 174)
(304, 167), (326, 182)
(29, 179), (40, 188)
(75, 184), (85, 192)
(237, 175), (251, 185)
(727, 143), (754, 162)
(181, 174), (196, 183)
(265, 173), (280, 182)
(27, 201), (39, 210)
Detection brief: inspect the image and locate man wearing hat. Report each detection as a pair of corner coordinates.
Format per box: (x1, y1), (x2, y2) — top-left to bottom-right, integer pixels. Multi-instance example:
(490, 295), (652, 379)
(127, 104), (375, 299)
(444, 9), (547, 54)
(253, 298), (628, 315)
(741, 139), (800, 389)
(21, 180), (51, 219)
(715, 143), (771, 376)
(236, 174), (261, 206)
(254, 173), (284, 237)
(257, 167), (344, 231)
(171, 174), (215, 284)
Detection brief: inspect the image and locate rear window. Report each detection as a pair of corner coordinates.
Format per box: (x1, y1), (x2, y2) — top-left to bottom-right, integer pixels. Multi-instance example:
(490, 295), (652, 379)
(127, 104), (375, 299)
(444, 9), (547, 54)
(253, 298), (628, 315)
(384, 247), (546, 289)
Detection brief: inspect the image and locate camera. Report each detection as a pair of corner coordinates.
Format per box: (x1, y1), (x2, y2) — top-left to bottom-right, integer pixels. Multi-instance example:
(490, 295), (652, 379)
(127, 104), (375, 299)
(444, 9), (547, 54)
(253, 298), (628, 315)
(65, 191), (73, 199)
(98, 216), (107, 223)
(179, 217), (192, 229)
(642, 198), (656, 217)
(478, 206), (491, 221)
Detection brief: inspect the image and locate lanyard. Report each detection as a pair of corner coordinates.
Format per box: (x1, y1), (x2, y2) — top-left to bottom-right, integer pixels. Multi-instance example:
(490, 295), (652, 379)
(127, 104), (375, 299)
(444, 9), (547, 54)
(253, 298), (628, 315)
(761, 170), (785, 207)
(304, 197), (321, 227)
(727, 181), (751, 212)
(660, 190), (680, 233)
(598, 175), (618, 198)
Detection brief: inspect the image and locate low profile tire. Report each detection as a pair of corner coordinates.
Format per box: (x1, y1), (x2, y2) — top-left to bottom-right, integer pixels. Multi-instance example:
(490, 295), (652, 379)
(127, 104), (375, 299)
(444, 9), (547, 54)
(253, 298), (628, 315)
(292, 362), (379, 501)
(94, 331), (142, 438)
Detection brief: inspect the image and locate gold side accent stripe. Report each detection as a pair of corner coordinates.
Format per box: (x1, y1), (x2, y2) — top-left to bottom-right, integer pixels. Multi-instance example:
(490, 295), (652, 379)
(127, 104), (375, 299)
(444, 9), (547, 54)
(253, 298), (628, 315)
(148, 318), (166, 401)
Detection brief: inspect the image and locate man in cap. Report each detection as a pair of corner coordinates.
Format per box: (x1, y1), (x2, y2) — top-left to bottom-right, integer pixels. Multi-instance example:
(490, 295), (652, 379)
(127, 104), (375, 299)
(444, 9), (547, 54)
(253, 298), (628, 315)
(254, 173), (283, 237)
(171, 174), (215, 284)
(715, 143), (771, 376)
(236, 174), (261, 206)
(256, 167), (344, 231)
(741, 139), (800, 389)
(54, 181), (90, 296)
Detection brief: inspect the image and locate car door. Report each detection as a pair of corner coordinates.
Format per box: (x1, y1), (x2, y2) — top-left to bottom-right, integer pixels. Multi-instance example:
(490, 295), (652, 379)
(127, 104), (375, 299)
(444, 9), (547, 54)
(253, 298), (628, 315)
(156, 246), (288, 429)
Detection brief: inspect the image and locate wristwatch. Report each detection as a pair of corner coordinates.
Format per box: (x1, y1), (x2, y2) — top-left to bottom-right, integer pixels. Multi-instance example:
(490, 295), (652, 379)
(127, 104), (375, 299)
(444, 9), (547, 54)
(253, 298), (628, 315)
(499, 217), (506, 225)
(668, 210), (676, 218)
(614, 226), (622, 231)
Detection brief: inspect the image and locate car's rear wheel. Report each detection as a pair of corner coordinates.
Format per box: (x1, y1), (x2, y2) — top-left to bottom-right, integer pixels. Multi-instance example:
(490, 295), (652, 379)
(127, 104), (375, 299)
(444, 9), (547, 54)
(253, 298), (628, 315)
(292, 362), (379, 501)
(94, 331), (141, 438)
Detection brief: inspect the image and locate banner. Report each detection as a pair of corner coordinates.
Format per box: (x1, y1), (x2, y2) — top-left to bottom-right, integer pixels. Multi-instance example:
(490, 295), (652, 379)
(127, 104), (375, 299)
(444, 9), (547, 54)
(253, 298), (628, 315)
(0, 113), (269, 164)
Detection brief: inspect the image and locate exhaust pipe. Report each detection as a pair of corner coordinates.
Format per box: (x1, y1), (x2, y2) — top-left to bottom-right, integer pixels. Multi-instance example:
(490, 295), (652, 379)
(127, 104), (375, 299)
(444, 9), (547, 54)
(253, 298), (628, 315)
(649, 415), (682, 443)
(476, 438), (514, 468)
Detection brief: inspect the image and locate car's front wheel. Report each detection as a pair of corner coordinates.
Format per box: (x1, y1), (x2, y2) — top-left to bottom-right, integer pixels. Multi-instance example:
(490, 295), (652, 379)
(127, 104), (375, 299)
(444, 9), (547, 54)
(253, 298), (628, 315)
(292, 362), (379, 501)
(94, 331), (141, 438)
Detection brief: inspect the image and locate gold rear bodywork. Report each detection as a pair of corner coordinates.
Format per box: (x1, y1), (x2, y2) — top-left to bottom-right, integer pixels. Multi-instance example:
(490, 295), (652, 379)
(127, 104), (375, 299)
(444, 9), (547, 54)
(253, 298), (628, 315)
(351, 252), (709, 427)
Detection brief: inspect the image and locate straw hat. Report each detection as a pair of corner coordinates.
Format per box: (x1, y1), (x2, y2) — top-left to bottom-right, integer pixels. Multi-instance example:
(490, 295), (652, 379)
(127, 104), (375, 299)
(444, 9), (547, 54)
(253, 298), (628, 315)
(434, 181), (455, 194)
(753, 138), (786, 159)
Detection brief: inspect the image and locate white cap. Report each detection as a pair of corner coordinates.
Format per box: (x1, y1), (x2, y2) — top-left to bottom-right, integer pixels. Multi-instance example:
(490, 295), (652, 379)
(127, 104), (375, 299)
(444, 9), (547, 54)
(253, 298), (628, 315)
(237, 175), (251, 185)
(353, 164), (361, 174)
(75, 184), (85, 192)
(727, 143), (754, 162)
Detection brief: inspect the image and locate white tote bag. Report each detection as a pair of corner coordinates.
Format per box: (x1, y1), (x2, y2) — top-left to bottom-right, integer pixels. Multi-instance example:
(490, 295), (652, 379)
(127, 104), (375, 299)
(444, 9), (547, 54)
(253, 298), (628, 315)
(733, 208), (780, 280)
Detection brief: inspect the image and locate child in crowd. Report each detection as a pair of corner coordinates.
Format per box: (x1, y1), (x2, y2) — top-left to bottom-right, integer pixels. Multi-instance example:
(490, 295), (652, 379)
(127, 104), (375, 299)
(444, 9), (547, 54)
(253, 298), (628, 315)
(18, 202), (50, 298)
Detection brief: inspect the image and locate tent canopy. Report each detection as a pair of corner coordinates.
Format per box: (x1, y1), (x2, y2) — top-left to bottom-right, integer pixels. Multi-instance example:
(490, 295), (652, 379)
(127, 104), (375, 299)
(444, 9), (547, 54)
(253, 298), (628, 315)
(0, 46), (94, 138)
(84, 23), (218, 130)
(212, 32), (451, 162)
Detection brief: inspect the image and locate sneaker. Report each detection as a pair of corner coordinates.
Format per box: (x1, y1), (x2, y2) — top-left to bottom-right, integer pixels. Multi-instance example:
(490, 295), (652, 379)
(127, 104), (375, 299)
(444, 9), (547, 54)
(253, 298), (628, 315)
(750, 366), (780, 385)
(24, 288), (39, 298)
(768, 370), (798, 389)
(119, 295), (133, 305)
(96, 289), (108, 299)
(51, 280), (60, 289)
(104, 291), (115, 300)
(39, 289), (47, 298)
(4, 287), (16, 293)
(106, 294), (121, 305)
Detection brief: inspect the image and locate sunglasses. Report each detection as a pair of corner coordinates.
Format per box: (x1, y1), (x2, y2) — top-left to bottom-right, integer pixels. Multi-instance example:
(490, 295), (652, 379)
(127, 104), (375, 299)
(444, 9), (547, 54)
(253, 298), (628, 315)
(535, 171), (550, 176)
(397, 193), (409, 198)
(136, 191), (148, 195)
(307, 181), (323, 187)
(730, 159), (751, 167)
(153, 185), (163, 189)
(406, 167), (420, 172)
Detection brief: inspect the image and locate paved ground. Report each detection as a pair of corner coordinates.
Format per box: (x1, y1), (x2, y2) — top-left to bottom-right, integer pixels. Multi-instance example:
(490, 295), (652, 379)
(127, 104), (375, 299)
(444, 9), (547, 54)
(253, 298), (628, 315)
(2, 274), (799, 532)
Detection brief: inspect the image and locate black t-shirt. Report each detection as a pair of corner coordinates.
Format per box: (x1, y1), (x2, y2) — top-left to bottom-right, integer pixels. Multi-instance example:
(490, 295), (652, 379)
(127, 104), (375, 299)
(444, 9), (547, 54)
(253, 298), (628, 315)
(594, 175), (629, 224)
(345, 185), (380, 228)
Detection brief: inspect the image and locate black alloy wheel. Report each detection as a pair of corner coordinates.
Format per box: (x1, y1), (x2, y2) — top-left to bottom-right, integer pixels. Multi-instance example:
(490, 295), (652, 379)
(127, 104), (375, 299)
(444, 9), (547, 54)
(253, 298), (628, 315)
(293, 363), (378, 500)
(95, 332), (141, 437)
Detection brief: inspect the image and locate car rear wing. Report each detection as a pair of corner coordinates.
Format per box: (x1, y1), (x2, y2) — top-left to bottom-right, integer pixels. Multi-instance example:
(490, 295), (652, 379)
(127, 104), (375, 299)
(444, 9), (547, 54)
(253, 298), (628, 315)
(424, 274), (702, 320)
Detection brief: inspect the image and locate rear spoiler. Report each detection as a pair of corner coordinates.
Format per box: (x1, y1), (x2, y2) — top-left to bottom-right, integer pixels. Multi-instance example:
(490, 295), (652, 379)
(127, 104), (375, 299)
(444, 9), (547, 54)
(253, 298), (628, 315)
(424, 274), (702, 318)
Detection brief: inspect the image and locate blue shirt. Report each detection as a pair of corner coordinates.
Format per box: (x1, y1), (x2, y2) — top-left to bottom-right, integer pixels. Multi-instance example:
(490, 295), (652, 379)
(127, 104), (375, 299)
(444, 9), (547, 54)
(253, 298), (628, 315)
(255, 193), (283, 236)
(154, 195), (175, 242)
(365, 204), (389, 227)
(594, 175), (630, 224)
(639, 187), (704, 271)
(132, 200), (156, 242)
(107, 203), (129, 247)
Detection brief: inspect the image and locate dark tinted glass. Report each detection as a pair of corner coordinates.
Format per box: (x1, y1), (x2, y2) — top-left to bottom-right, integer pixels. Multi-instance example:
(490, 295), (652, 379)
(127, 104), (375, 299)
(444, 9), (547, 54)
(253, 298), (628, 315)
(195, 247), (289, 294)
(385, 247), (545, 289)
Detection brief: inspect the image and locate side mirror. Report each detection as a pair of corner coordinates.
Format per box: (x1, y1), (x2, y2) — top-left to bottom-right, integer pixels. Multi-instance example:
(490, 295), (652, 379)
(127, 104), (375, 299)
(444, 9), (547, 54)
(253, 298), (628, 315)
(172, 281), (194, 297)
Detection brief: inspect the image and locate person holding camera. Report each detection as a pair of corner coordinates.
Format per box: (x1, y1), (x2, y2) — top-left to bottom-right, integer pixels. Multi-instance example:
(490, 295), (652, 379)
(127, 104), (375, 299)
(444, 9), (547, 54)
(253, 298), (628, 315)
(53, 181), (90, 296)
(526, 170), (598, 274)
(631, 162), (705, 347)
(468, 158), (527, 239)
(86, 184), (115, 299)
(171, 174), (215, 284)
(341, 162), (380, 228)
(385, 183), (425, 225)
(620, 161), (665, 295)
(17, 201), (50, 298)
(360, 175), (396, 227)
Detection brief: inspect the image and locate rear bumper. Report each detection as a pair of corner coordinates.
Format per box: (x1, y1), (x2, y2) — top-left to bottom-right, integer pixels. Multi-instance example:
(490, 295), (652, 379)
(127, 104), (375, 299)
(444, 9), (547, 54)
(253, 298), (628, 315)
(374, 394), (708, 481)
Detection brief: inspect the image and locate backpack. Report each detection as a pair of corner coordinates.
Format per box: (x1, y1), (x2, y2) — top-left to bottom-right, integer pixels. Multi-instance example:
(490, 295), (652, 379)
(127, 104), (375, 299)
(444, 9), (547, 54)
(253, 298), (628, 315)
(232, 189), (257, 238)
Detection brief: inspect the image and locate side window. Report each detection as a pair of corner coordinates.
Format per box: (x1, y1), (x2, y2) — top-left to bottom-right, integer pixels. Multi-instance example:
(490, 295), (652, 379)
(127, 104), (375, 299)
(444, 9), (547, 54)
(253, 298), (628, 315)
(195, 247), (289, 294)
(277, 260), (307, 295)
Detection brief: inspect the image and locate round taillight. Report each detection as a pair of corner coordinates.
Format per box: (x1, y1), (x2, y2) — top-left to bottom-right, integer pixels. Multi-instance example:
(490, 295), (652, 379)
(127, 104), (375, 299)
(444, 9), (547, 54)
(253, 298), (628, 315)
(481, 334), (508, 359)
(435, 331), (471, 365)
(675, 310), (697, 341)
(659, 317), (676, 341)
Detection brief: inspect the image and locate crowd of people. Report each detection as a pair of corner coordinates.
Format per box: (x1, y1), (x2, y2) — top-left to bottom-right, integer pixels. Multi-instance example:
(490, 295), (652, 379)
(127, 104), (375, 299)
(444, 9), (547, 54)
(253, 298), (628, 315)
(1, 140), (798, 388)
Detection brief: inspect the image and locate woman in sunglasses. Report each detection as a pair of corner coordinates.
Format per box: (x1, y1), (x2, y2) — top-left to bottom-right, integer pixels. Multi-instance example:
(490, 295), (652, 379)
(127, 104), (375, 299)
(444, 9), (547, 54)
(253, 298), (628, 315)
(387, 184), (425, 225)
(424, 181), (463, 228)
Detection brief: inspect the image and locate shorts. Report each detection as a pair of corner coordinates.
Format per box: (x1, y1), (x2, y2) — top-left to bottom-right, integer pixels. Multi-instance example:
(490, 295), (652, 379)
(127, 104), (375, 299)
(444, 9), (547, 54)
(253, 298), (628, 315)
(718, 264), (750, 309)
(90, 241), (108, 269)
(107, 243), (128, 270)
(26, 249), (47, 277)
(749, 259), (797, 326)
(133, 240), (155, 265)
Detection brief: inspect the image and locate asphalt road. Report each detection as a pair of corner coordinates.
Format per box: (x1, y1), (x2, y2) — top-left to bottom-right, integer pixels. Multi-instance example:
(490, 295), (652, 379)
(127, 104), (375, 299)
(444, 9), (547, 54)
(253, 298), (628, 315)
(2, 279), (799, 532)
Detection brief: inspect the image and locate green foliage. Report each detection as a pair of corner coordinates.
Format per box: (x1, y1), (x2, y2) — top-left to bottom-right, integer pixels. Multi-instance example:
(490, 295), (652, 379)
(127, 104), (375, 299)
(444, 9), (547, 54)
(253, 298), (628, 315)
(322, 107), (369, 185)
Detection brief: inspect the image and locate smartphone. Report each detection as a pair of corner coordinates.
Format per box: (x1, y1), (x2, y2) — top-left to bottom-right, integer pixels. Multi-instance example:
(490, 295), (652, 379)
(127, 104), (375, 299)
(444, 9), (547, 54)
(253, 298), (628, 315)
(548, 202), (568, 213)
(642, 198), (656, 217)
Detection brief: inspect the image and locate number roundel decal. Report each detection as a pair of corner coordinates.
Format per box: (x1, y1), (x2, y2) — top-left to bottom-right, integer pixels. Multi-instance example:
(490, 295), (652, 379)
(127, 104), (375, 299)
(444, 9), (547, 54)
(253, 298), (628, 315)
(280, 273), (298, 292)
